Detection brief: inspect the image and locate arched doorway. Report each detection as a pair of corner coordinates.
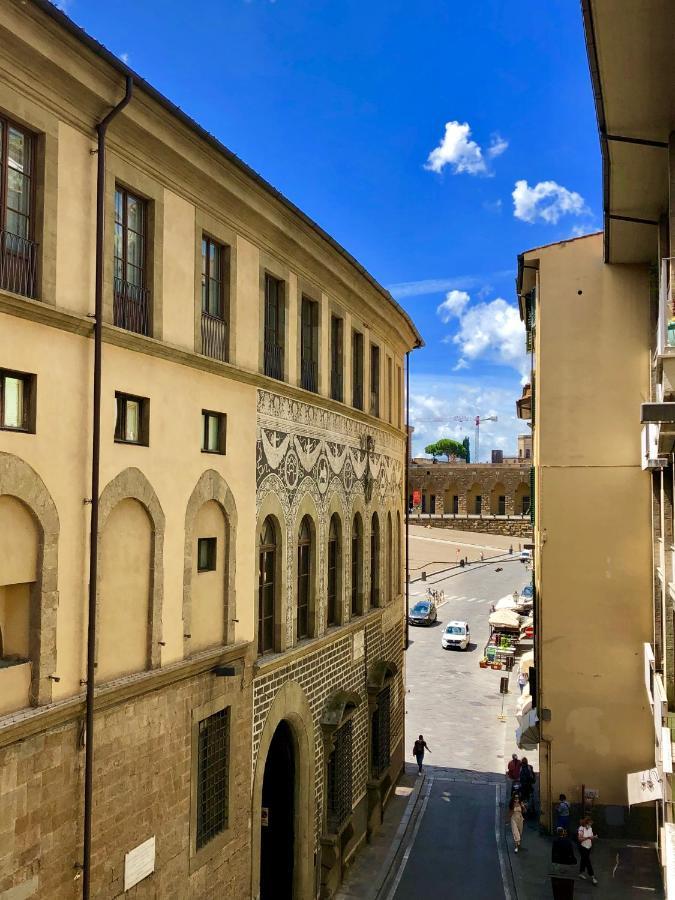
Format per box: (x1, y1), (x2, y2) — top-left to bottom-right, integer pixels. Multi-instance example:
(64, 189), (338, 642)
(261, 720), (296, 900)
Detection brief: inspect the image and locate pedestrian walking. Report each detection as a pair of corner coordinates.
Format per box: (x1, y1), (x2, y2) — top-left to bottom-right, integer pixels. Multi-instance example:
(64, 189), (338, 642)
(577, 817), (598, 885)
(551, 827), (577, 900)
(506, 753), (521, 785)
(509, 545), (513, 555)
(508, 793), (526, 853)
(519, 756), (536, 805)
(412, 735), (431, 774)
(518, 671), (529, 694)
(556, 794), (570, 834)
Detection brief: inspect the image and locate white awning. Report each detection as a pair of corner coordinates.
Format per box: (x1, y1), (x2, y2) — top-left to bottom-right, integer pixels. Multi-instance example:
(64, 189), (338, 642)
(495, 594), (519, 611)
(519, 650), (534, 672)
(489, 610), (520, 630)
(516, 708), (539, 750)
(627, 768), (662, 806)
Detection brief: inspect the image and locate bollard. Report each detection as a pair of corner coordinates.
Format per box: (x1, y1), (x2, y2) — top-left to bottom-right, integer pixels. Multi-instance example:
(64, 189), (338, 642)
(421, 571), (427, 581)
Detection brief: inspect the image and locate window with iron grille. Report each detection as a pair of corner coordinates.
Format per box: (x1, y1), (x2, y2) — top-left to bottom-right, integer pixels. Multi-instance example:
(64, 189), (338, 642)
(370, 344), (380, 417)
(197, 537), (217, 572)
(114, 392), (149, 445)
(0, 368), (35, 432)
(201, 236), (229, 362)
(370, 513), (380, 608)
(301, 296), (319, 393)
(264, 274), (285, 380)
(330, 315), (343, 402)
(0, 119), (37, 299)
(352, 330), (363, 410)
(371, 685), (391, 779)
(474, 494), (482, 515)
(326, 720), (353, 833)
(114, 186), (150, 335)
(196, 707), (230, 850)
(498, 495), (506, 516)
(297, 516), (312, 639)
(201, 410), (226, 454)
(351, 515), (362, 616)
(258, 517), (276, 654)
(327, 515), (339, 626)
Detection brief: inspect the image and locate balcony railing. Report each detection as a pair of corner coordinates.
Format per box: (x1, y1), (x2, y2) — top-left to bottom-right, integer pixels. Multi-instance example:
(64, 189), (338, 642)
(301, 358), (318, 393)
(0, 231), (38, 299)
(331, 370), (343, 403)
(114, 277), (150, 336)
(201, 311), (228, 362)
(353, 382), (363, 410)
(264, 341), (284, 380)
(370, 391), (379, 417)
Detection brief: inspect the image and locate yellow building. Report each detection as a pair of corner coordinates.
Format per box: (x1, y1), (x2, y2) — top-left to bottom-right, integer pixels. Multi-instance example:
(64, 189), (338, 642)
(0, 2), (421, 898)
(517, 232), (655, 837)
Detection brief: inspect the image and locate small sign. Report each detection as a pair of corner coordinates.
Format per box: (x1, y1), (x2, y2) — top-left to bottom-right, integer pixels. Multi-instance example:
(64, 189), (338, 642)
(412, 489), (421, 507)
(352, 630), (365, 662)
(499, 676), (509, 695)
(584, 788), (599, 800)
(261, 807), (269, 827)
(124, 836), (155, 892)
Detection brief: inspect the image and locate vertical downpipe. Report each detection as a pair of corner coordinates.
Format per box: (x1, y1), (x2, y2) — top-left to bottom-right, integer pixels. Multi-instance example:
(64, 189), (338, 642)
(404, 350), (410, 650)
(83, 76), (133, 900)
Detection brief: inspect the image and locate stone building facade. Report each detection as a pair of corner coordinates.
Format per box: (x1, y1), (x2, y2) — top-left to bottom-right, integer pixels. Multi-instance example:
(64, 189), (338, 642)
(0, 3), (420, 899)
(409, 462), (531, 518)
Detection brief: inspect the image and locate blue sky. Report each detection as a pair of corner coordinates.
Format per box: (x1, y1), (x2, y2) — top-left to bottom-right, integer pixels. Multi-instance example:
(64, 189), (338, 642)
(59, 0), (601, 459)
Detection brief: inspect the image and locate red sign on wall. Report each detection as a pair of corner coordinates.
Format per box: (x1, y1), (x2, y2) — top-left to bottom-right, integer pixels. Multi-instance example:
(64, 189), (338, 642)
(412, 490), (421, 507)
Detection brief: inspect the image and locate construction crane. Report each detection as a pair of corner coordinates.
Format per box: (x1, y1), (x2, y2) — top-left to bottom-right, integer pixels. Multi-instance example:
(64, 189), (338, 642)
(412, 414), (498, 463)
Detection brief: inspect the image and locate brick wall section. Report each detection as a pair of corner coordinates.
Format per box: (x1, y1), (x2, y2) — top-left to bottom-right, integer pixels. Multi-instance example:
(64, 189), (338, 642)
(252, 610), (405, 855)
(0, 666), (252, 899)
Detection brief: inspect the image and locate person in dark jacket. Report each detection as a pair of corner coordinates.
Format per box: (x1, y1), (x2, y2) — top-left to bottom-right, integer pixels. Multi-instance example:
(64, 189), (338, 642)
(551, 828), (577, 900)
(412, 735), (431, 774)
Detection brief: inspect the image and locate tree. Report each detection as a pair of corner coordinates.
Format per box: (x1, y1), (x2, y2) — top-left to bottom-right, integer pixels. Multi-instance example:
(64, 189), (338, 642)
(462, 436), (471, 463)
(424, 438), (469, 462)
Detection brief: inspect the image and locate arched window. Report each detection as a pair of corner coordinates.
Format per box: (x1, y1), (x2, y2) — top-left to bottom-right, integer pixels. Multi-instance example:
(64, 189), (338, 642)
(396, 512), (402, 594)
(327, 514), (341, 627)
(258, 517), (276, 655)
(351, 514), (363, 617)
(297, 516), (312, 640)
(370, 513), (380, 608)
(386, 513), (393, 603)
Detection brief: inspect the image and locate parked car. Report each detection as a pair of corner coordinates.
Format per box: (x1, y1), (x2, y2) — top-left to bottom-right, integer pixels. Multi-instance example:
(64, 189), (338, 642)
(520, 584), (534, 600)
(520, 549), (532, 563)
(408, 600), (437, 626)
(441, 621), (470, 650)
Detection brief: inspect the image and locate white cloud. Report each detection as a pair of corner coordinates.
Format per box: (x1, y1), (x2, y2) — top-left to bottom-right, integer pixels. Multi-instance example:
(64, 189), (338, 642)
(453, 358), (469, 371)
(120, 52), (130, 63)
(425, 121), (488, 175)
(409, 374), (524, 461)
(386, 269), (514, 300)
(487, 134), (509, 158)
(482, 198), (503, 214)
(453, 297), (527, 380)
(512, 179), (588, 224)
(436, 290), (470, 322)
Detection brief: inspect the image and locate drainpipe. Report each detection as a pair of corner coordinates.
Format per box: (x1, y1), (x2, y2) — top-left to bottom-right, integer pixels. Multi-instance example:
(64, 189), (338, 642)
(404, 350), (411, 650)
(82, 76), (133, 900)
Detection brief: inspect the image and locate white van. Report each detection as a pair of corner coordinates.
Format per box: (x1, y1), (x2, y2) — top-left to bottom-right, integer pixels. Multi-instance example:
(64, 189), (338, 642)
(520, 549), (533, 563)
(441, 621), (470, 651)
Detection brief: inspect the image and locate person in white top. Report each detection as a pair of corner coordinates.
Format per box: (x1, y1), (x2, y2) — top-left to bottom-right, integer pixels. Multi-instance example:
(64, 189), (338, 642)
(577, 816), (598, 885)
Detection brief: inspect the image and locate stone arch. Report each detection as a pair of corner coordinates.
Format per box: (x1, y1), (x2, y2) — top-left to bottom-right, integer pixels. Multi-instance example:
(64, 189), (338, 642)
(256, 491), (287, 654)
(515, 481), (531, 516)
(466, 482), (483, 516)
(183, 469), (238, 655)
(490, 481), (507, 516)
(325, 488), (347, 630)
(98, 467), (165, 672)
(444, 484), (459, 515)
(350, 499), (366, 619)
(0, 452), (59, 707)
(251, 680), (315, 900)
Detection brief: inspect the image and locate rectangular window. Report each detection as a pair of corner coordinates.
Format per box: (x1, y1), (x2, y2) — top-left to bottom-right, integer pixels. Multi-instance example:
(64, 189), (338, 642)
(0, 368), (35, 432)
(197, 537), (217, 572)
(114, 392), (149, 445)
(397, 365), (403, 429)
(264, 274), (285, 380)
(326, 719), (353, 833)
(196, 708), (230, 850)
(114, 186), (150, 335)
(371, 685), (391, 778)
(498, 495), (506, 516)
(352, 330), (363, 410)
(0, 119), (37, 299)
(387, 357), (393, 423)
(330, 315), (344, 402)
(201, 410), (226, 454)
(370, 344), (380, 417)
(474, 495), (482, 515)
(300, 295), (319, 393)
(201, 235), (229, 362)
(452, 495), (458, 515)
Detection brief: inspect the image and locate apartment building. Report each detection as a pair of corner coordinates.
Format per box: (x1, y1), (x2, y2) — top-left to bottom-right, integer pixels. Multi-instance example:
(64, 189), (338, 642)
(0, 3), (421, 898)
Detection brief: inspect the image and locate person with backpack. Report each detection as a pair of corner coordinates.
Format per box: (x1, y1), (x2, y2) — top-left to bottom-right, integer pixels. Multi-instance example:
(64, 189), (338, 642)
(412, 735), (431, 774)
(519, 756), (536, 802)
(556, 794), (570, 834)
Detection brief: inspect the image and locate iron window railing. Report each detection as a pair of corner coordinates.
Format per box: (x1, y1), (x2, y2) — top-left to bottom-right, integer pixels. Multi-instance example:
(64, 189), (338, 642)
(326, 720), (353, 833)
(264, 341), (284, 380)
(196, 708), (230, 850)
(113, 277), (150, 336)
(301, 358), (318, 393)
(371, 685), (391, 779)
(0, 231), (37, 299)
(201, 311), (228, 362)
(331, 369), (343, 403)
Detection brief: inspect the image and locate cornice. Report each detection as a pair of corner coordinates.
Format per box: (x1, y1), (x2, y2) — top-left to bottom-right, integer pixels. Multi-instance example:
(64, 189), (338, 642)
(0, 641), (251, 750)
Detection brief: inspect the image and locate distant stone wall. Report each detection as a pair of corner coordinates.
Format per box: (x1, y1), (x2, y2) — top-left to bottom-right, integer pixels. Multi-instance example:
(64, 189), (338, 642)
(412, 515), (532, 538)
(409, 462), (531, 517)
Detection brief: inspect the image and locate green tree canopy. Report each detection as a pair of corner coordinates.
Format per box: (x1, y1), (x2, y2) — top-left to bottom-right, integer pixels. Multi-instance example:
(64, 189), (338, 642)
(462, 436), (471, 463)
(424, 438), (470, 461)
